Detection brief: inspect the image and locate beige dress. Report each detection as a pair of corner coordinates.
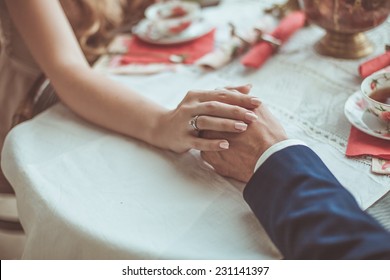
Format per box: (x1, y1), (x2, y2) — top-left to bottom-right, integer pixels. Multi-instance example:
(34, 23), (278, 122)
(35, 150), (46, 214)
(1, 0), (139, 191)
(0, 0), (42, 192)
(0, 0), (43, 147)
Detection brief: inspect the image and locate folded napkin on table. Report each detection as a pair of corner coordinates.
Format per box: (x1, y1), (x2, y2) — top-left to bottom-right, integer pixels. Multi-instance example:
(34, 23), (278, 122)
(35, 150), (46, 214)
(359, 50), (390, 78)
(241, 11), (306, 69)
(346, 127), (390, 174)
(195, 36), (247, 69)
(196, 16), (277, 70)
(111, 29), (215, 66)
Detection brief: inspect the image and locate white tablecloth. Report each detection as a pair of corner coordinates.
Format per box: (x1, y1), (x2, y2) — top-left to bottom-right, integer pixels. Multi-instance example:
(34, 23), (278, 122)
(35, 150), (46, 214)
(2, 0), (390, 259)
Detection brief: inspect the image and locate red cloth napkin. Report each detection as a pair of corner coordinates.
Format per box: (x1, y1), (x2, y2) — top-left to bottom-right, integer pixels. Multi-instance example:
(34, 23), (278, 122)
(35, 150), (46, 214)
(346, 127), (390, 160)
(115, 29), (215, 65)
(359, 51), (390, 78)
(241, 11), (306, 68)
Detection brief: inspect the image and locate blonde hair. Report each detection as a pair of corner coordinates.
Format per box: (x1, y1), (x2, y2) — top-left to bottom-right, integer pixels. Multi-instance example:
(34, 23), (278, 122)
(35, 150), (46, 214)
(60, 0), (154, 62)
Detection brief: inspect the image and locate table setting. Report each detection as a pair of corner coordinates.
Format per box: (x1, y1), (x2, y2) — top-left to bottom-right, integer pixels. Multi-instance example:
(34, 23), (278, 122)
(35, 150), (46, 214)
(2, 0), (390, 259)
(101, 0), (390, 174)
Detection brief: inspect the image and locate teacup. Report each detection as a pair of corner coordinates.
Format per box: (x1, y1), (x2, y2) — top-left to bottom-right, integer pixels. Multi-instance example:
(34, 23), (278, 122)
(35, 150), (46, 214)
(361, 72), (390, 124)
(144, 1), (201, 38)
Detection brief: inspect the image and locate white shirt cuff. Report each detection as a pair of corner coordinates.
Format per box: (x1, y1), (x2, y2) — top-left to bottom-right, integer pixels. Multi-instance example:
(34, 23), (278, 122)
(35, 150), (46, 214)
(254, 139), (308, 172)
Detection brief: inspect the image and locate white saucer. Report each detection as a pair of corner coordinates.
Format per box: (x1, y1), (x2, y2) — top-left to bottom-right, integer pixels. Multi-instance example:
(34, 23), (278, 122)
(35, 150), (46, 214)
(145, 1), (200, 21)
(344, 91), (390, 140)
(132, 19), (213, 45)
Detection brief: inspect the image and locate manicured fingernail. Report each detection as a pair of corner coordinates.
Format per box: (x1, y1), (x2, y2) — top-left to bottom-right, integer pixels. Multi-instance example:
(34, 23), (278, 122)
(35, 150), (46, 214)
(251, 98), (261, 106)
(219, 141), (229, 149)
(235, 122), (248, 131)
(245, 112), (258, 121)
(246, 84), (253, 88)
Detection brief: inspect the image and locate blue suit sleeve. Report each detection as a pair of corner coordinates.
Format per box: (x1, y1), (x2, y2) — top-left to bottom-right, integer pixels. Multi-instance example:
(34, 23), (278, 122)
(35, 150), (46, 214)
(243, 145), (390, 259)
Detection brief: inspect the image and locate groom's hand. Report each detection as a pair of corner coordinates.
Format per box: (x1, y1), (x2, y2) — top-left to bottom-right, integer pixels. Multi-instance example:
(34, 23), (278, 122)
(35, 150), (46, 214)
(201, 104), (288, 182)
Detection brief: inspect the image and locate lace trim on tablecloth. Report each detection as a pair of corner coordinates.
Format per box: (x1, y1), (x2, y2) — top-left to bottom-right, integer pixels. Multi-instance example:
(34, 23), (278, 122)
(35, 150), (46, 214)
(267, 102), (372, 168)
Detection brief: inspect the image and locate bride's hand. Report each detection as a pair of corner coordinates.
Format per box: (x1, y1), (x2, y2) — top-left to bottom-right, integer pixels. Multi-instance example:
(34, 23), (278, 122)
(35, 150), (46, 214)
(153, 85), (261, 153)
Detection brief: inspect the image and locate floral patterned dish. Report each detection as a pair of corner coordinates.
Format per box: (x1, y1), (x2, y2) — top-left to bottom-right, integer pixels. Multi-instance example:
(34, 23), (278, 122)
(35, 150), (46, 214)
(133, 19), (213, 45)
(360, 72), (390, 123)
(344, 91), (390, 140)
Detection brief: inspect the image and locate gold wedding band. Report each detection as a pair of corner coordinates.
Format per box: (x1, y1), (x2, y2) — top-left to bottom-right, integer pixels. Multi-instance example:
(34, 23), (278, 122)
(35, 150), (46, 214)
(189, 115), (200, 131)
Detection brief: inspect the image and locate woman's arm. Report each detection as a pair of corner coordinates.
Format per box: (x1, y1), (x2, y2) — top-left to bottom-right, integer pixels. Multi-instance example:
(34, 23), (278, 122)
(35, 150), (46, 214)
(5, 0), (260, 153)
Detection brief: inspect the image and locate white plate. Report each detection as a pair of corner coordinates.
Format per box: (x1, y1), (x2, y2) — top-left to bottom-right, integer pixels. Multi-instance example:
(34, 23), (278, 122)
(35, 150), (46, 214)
(344, 91), (390, 140)
(145, 1), (200, 21)
(132, 19), (213, 45)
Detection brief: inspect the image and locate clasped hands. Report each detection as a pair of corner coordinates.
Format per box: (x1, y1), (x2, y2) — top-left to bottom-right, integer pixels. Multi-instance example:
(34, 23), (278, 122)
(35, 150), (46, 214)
(193, 86), (287, 183)
(200, 94), (288, 183)
(154, 84), (287, 183)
